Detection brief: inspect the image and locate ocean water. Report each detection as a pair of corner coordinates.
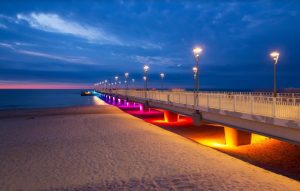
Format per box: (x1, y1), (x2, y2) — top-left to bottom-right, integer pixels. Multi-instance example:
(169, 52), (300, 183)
(0, 89), (100, 110)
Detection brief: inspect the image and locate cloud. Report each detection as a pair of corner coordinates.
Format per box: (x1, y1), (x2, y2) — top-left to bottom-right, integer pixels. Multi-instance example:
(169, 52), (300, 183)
(130, 55), (181, 66)
(15, 12), (162, 49)
(0, 23), (7, 29)
(0, 42), (14, 49)
(18, 50), (94, 64)
(0, 14), (15, 23)
(17, 12), (122, 45)
(0, 42), (94, 65)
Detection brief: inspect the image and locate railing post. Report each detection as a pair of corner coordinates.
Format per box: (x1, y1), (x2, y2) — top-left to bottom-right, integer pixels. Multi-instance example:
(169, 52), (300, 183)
(298, 104), (300, 120)
(186, 94), (188, 105)
(233, 95), (236, 111)
(272, 97), (276, 117)
(207, 94), (209, 108)
(250, 96), (254, 114)
(293, 98), (296, 105)
(218, 94), (221, 109)
(167, 94), (170, 103)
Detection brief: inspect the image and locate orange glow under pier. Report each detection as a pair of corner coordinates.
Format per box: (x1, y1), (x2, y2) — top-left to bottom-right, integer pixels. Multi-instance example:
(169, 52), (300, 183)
(100, 90), (300, 146)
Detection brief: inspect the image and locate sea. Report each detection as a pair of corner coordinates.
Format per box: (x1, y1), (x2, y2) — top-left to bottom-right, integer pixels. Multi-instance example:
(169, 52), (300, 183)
(0, 89), (99, 110)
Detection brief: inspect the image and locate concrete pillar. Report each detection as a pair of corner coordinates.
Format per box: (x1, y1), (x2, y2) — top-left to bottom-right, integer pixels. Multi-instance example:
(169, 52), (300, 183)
(192, 111), (202, 126)
(224, 127), (251, 146)
(139, 104), (150, 112)
(164, 111), (179, 122)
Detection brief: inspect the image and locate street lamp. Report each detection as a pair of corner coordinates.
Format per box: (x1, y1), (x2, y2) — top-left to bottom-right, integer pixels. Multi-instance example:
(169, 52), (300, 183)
(192, 67), (197, 79)
(131, 78), (135, 89)
(124, 72), (129, 90)
(104, 80), (108, 90)
(115, 76), (119, 90)
(143, 65), (149, 98)
(270, 51), (280, 97)
(160, 73), (165, 90)
(193, 46), (203, 107)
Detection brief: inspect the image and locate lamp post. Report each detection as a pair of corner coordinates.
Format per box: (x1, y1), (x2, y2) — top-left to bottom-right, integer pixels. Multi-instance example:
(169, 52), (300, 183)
(115, 76), (119, 90)
(104, 80), (108, 91)
(124, 72), (129, 90)
(143, 65), (149, 98)
(192, 66), (197, 89)
(193, 47), (203, 107)
(143, 76), (147, 96)
(93, 83), (97, 91)
(160, 73), (165, 90)
(99, 82), (102, 91)
(131, 78), (135, 89)
(270, 51), (280, 97)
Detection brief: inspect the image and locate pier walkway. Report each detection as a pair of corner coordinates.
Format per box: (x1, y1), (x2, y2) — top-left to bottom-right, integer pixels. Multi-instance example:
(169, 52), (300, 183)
(99, 90), (300, 145)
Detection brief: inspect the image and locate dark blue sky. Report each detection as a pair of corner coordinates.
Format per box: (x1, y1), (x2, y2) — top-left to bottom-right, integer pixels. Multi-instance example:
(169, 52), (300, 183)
(0, 0), (299, 89)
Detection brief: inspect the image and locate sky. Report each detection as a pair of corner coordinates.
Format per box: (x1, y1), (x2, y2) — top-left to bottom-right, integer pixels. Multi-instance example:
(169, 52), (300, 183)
(0, 0), (299, 90)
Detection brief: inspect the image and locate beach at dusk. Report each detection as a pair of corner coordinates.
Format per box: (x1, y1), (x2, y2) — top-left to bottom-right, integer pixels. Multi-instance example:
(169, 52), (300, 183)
(1, 0), (300, 190)
(0, 101), (299, 190)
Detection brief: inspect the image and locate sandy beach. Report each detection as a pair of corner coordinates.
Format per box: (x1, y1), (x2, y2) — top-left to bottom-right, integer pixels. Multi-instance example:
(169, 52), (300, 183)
(0, 103), (300, 191)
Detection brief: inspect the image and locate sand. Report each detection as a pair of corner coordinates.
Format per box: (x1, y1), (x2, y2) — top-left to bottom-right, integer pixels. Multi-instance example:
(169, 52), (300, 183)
(0, 102), (300, 190)
(143, 115), (300, 182)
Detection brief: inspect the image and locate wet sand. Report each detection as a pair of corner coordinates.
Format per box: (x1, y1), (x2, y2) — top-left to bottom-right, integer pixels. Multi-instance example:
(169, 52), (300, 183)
(0, 103), (300, 190)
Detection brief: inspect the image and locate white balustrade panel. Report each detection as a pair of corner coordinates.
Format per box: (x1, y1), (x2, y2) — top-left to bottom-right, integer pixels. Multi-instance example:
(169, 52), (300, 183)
(103, 90), (300, 121)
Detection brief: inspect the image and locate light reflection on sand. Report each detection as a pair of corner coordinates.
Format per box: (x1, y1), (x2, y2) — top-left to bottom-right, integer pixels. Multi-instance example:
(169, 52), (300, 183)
(93, 96), (108, 105)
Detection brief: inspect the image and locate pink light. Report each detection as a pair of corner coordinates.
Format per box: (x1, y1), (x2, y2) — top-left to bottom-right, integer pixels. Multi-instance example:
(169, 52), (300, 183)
(0, 82), (91, 89)
(126, 110), (164, 118)
(139, 104), (143, 111)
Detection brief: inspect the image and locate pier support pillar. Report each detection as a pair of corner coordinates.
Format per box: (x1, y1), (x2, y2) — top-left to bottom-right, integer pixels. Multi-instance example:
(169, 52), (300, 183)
(224, 127), (251, 146)
(139, 103), (150, 112)
(164, 111), (179, 122)
(118, 99), (125, 105)
(192, 110), (202, 126)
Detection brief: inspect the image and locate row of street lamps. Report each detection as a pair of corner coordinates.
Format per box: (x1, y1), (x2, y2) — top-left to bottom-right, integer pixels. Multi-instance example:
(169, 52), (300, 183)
(95, 47), (280, 100)
(95, 68), (166, 92)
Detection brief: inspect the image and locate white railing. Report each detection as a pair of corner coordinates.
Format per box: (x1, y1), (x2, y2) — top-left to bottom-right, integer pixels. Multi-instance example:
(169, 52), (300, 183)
(102, 90), (300, 121)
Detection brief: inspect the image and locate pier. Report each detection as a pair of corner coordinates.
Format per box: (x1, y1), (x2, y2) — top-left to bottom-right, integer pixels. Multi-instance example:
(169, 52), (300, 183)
(99, 89), (300, 146)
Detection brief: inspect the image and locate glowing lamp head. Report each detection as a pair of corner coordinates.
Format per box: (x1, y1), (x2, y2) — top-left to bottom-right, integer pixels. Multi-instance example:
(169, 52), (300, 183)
(160, 73), (165, 79)
(193, 47), (203, 58)
(143, 76), (147, 81)
(143, 65), (149, 72)
(115, 76), (119, 81)
(119, 81), (121, 84)
(125, 72), (129, 78)
(270, 51), (280, 62)
(132, 78), (135, 82)
(105, 80), (107, 83)
(192, 66), (198, 74)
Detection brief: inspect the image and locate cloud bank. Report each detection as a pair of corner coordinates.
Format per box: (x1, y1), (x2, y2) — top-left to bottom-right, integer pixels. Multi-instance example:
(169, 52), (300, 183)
(17, 13), (122, 45)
